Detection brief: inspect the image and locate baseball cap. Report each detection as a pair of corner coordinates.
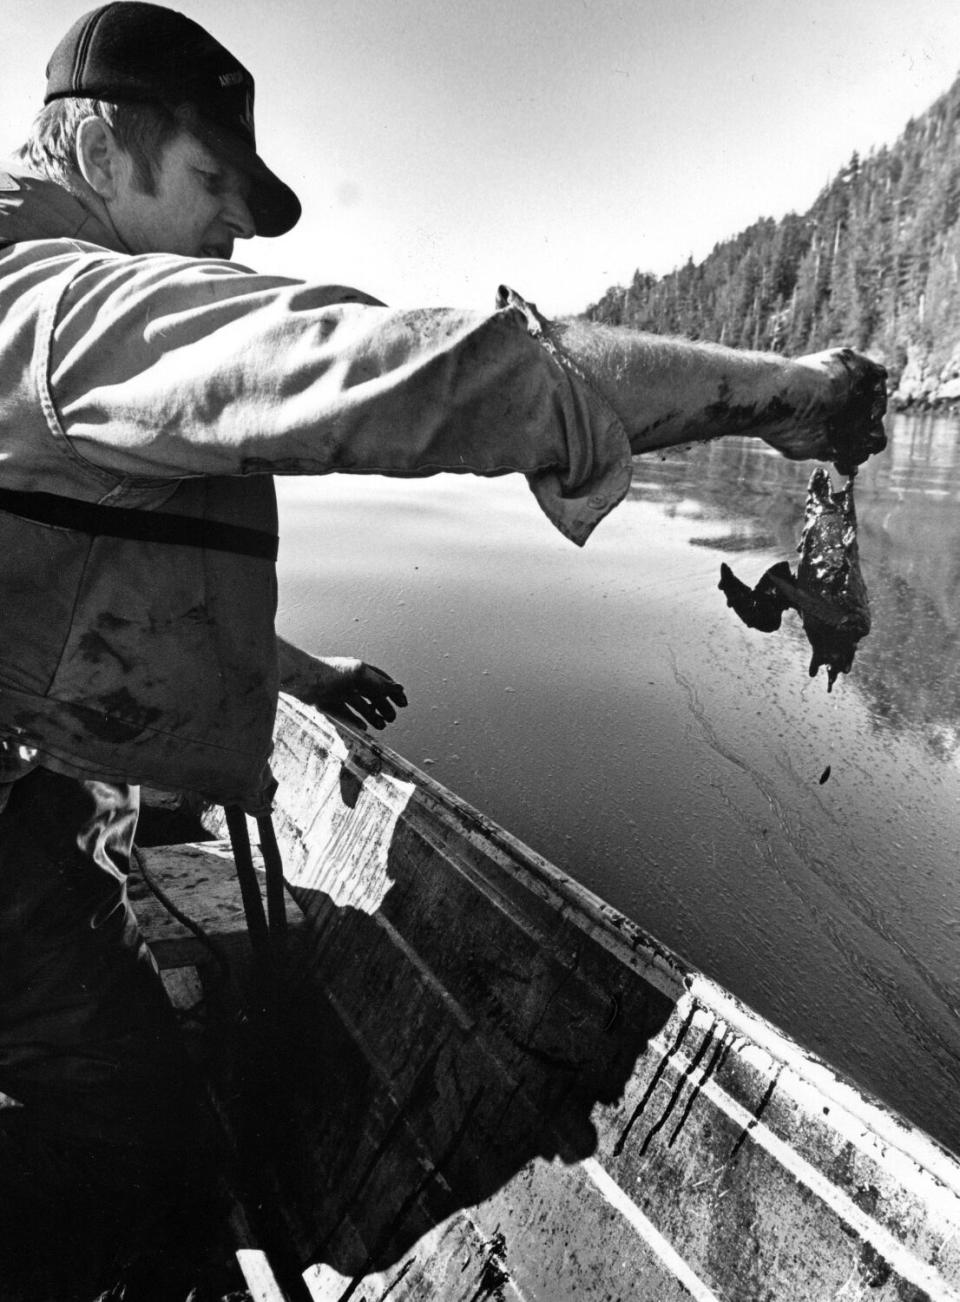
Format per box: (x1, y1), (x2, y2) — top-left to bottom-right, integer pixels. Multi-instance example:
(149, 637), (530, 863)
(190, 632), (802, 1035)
(44, 2), (301, 237)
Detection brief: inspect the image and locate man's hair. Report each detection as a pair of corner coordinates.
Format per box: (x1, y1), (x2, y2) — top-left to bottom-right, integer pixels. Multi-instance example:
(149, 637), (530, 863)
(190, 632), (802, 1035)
(19, 98), (181, 194)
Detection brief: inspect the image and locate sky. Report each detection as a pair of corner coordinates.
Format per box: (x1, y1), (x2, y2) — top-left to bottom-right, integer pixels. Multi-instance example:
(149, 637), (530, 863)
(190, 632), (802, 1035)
(4, 0), (960, 313)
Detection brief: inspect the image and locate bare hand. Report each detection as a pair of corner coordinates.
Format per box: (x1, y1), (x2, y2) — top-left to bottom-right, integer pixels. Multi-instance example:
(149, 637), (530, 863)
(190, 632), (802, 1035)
(310, 657), (407, 731)
(278, 644), (408, 731)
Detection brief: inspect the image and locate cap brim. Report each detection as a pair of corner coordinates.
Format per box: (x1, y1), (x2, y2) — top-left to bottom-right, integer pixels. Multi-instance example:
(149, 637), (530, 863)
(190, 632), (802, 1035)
(187, 115), (301, 239)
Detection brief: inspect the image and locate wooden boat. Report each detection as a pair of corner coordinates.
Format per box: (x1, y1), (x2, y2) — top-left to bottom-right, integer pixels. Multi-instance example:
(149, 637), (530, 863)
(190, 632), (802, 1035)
(133, 689), (960, 1301)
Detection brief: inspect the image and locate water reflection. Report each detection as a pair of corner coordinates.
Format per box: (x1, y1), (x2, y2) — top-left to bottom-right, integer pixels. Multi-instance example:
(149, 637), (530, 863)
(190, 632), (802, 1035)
(276, 412), (960, 1155)
(632, 413), (960, 761)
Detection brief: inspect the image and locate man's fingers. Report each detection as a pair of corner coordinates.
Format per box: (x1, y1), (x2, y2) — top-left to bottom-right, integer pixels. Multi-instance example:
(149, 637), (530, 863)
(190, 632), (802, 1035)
(386, 682), (408, 707)
(375, 681), (406, 710)
(320, 662), (409, 731)
(373, 697), (398, 724)
(353, 699), (392, 729)
(327, 703), (368, 731)
(351, 686), (400, 729)
(359, 666), (403, 708)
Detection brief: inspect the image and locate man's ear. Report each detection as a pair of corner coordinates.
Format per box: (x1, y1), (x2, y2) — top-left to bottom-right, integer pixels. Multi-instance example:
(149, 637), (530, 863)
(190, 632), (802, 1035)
(75, 116), (125, 200)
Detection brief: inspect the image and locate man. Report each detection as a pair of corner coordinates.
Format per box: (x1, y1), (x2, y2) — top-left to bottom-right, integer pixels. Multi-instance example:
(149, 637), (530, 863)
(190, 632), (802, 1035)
(0, 4), (886, 1297)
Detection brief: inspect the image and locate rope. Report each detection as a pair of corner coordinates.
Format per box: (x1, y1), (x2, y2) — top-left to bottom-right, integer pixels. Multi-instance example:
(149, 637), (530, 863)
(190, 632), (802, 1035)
(132, 843), (231, 984)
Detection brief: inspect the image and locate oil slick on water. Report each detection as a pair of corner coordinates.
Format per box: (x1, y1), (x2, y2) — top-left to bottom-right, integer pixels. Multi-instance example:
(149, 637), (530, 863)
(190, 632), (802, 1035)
(277, 412), (960, 1156)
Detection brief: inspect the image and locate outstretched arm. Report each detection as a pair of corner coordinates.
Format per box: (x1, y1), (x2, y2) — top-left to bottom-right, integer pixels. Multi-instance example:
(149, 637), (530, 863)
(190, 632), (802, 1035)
(496, 288), (888, 475)
(276, 636), (408, 732)
(561, 322), (886, 473)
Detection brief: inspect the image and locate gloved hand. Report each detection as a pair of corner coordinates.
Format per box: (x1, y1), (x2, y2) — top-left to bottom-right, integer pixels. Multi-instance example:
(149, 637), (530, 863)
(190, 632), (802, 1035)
(775, 348), (888, 474)
(496, 284), (889, 476)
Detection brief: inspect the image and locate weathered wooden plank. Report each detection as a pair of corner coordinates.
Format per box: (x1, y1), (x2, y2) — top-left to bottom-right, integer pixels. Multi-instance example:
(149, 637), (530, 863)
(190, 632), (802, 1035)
(160, 963), (204, 1014)
(232, 838), (671, 1278)
(272, 939), (960, 1299)
(131, 839), (257, 946)
(235, 1248), (291, 1302)
(595, 995), (959, 1300)
(265, 705), (685, 999)
(303, 1213), (530, 1302)
(258, 696), (960, 1300)
(138, 697), (960, 1299)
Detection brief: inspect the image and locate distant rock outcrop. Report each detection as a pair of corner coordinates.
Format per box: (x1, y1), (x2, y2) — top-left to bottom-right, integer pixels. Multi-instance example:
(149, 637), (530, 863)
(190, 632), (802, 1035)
(892, 341), (960, 409)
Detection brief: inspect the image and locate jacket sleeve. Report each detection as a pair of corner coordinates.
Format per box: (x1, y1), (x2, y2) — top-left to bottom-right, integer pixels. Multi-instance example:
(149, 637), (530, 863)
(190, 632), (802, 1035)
(46, 252), (633, 544)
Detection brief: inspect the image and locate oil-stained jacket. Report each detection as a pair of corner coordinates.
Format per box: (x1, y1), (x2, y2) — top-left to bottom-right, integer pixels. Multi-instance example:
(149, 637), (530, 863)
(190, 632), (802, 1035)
(0, 165), (632, 809)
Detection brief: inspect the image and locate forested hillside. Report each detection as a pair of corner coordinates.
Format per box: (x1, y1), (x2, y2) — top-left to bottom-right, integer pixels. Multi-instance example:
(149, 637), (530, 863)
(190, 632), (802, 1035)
(584, 70), (960, 404)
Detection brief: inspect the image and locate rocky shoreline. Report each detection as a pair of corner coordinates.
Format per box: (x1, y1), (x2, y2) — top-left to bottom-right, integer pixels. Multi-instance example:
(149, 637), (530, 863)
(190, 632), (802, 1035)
(889, 342), (960, 412)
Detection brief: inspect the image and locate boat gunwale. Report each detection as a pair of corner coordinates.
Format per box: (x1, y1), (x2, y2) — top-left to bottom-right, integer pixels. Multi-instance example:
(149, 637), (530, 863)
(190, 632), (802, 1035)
(271, 692), (960, 1201)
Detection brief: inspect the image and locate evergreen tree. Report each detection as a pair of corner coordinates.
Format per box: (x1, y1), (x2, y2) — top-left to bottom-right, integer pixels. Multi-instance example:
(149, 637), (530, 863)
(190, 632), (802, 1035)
(583, 67), (960, 396)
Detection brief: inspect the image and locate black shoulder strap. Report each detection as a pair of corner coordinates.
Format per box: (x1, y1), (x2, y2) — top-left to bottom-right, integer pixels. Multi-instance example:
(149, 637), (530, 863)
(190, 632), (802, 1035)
(0, 487), (278, 561)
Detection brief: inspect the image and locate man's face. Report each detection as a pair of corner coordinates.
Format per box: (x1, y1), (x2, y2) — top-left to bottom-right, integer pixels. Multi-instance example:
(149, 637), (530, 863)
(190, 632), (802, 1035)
(108, 131), (255, 259)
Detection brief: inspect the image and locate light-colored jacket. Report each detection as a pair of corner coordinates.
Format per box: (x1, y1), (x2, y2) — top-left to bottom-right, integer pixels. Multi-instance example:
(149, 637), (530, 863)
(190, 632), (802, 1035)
(0, 165), (631, 808)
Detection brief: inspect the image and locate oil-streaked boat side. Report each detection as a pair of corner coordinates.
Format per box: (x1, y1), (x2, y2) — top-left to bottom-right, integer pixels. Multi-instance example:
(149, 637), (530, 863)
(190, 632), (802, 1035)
(133, 689), (960, 1301)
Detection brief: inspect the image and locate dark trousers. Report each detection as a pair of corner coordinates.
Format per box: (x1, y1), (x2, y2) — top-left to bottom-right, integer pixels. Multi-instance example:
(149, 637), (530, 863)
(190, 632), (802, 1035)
(0, 768), (215, 1298)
